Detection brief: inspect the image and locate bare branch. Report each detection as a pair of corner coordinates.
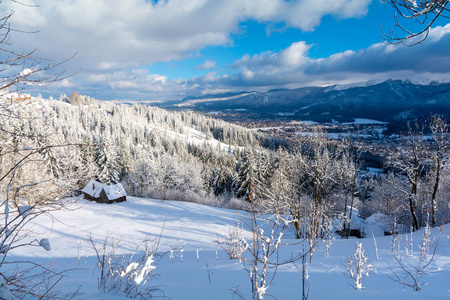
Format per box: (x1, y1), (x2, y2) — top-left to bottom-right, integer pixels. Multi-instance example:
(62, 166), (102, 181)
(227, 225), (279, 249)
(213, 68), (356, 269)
(382, 0), (450, 45)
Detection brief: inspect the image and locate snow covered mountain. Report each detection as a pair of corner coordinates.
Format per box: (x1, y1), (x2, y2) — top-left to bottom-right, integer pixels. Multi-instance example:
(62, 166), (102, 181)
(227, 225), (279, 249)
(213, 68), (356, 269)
(176, 80), (450, 123)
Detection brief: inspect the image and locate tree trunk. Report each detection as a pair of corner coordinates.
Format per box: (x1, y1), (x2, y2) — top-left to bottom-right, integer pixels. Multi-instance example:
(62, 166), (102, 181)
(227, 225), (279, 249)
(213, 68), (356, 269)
(342, 196), (349, 238)
(431, 159), (440, 227)
(408, 194), (419, 231)
(293, 218), (301, 239)
(348, 194), (355, 238)
(409, 170), (420, 231)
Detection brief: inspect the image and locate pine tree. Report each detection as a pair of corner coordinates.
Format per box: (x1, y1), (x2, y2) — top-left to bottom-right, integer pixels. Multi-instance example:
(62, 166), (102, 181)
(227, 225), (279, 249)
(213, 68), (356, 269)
(237, 148), (261, 202)
(94, 138), (120, 184)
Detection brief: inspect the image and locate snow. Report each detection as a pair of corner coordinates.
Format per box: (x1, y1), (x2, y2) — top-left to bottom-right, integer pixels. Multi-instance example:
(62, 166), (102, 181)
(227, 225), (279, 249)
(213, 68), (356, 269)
(343, 118), (387, 125)
(104, 183), (127, 200)
(364, 213), (392, 237)
(297, 131), (373, 140)
(324, 79), (384, 92)
(17, 205), (33, 218)
(19, 68), (32, 77)
(278, 112), (295, 116)
(0, 94), (45, 110)
(154, 125), (243, 154)
(39, 238), (51, 251)
(367, 167), (384, 174)
(5, 197), (450, 299)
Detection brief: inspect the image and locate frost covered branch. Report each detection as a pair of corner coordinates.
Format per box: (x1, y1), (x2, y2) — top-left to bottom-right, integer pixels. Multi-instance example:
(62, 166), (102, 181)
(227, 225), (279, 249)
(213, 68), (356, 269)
(382, 0), (450, 45)
(344, 242), (373, 290)
(88, 230), (166, 298)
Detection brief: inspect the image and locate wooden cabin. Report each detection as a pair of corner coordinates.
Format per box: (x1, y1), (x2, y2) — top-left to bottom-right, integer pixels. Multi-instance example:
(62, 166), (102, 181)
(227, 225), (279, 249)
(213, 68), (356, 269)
(81, 179), (127, 204)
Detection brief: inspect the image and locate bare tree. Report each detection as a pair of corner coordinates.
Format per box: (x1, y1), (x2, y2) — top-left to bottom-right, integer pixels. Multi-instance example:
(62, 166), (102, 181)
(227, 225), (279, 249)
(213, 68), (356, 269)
(0, 1), (76, 296)
(344, 242), (373, 290)
(382, 0), (450, 45)
(0, 0), (74, 99)
(389, 230), (441, 292)
(219, 187), (302, 300)
(339, 150), (358, 239)
(390, 123), (427, 231)
(69, 92), (82, 106)
(369, 172), (408, 233)
(429, 115), (448, 227)
(296, 132), (342, 240)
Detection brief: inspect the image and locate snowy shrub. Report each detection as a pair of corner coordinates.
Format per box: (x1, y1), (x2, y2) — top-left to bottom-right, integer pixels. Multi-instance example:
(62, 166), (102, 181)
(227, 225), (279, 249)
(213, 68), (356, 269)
(323, 221), (335, 257)
(222, 195), (250, 211)
(149, 189), (250, 211)
(389, 254), (435, 292)
(344, 242), (373, 290)
(168, 189), (214, 206)
(389, 226), (442, 292)
(222, 195), (296, 300)
(220, 224), (248, 260)
(205, 257), (216, 285)
(420, 213), (432, 257)
(89, 234), (164, 298)
(147, 188), (215, 207)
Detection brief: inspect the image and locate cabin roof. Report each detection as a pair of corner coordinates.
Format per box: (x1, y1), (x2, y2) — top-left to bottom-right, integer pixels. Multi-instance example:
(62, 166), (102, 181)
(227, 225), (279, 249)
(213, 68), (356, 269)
(81, 179), (126, 201)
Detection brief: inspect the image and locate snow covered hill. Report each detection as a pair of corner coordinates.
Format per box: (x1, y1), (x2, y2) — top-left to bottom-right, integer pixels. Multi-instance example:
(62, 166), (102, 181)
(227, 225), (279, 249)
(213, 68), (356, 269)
(7, 197), (450, 300)
(174, 79), (450, 123)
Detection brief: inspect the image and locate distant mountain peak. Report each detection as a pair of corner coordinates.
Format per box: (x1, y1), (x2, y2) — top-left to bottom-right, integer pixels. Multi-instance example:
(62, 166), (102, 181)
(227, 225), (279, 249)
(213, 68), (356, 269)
(324, 79), (385, 92)
(173, 79), (450, 123)
(181, 91), (250, 102)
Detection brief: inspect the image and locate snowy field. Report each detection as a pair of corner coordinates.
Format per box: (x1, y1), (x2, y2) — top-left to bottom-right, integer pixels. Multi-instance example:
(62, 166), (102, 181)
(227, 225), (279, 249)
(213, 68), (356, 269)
(342, 118), (388, 125)
(7, 197), (450, 299)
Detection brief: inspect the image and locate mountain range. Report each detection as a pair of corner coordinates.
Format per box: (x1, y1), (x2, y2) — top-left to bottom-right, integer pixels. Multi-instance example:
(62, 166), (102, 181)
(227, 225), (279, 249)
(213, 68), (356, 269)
(173, 80), (450, 123)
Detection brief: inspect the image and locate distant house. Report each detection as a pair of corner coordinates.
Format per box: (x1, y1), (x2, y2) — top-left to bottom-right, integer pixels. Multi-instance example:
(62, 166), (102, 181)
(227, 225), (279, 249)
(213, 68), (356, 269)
(81, 179), (127, 204)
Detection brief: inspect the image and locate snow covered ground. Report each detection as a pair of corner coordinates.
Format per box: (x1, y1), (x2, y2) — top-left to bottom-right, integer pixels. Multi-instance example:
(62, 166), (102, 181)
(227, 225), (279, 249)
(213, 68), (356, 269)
(342, 118), (388, 125)
(7, 197), (450, 299)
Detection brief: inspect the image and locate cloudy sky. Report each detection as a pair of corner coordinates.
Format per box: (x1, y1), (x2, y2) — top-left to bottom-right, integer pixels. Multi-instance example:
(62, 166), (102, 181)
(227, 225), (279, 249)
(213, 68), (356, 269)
(3, 0), (450, 100)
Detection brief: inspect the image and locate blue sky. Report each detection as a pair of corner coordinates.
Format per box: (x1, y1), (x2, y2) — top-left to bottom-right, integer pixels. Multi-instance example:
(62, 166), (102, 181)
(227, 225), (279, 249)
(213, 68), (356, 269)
(3, 0), (450, 100)
(150, 1), (392, 80)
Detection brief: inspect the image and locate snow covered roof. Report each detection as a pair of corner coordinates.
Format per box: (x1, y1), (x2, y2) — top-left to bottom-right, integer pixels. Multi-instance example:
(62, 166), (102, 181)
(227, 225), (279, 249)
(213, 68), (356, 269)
(81, 179), (126, 201)
(103, 183), (127, 200)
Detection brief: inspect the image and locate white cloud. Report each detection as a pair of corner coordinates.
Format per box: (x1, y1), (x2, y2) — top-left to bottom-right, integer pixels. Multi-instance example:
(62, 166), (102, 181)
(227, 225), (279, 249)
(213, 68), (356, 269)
(3, 0), (46, 27)
(53, 79), (77, 88)
(281, 0), (370, 31)
(10, 0), (450, 100)
(38, 23), (450, 100)
(428, 23), (450, 42)
(4, 0), (371, 71)
(280, 41), (311, 66)
(242, 68), (255, 79)
(186, 25), (450, 94)
(196, 60), (216, 70)
(99, 62), (120, 70)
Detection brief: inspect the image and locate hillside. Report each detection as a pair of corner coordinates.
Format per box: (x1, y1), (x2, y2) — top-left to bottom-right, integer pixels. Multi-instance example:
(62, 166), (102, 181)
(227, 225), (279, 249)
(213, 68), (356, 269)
(0, 95), (286, 206)
(5, 196), (450, 299)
